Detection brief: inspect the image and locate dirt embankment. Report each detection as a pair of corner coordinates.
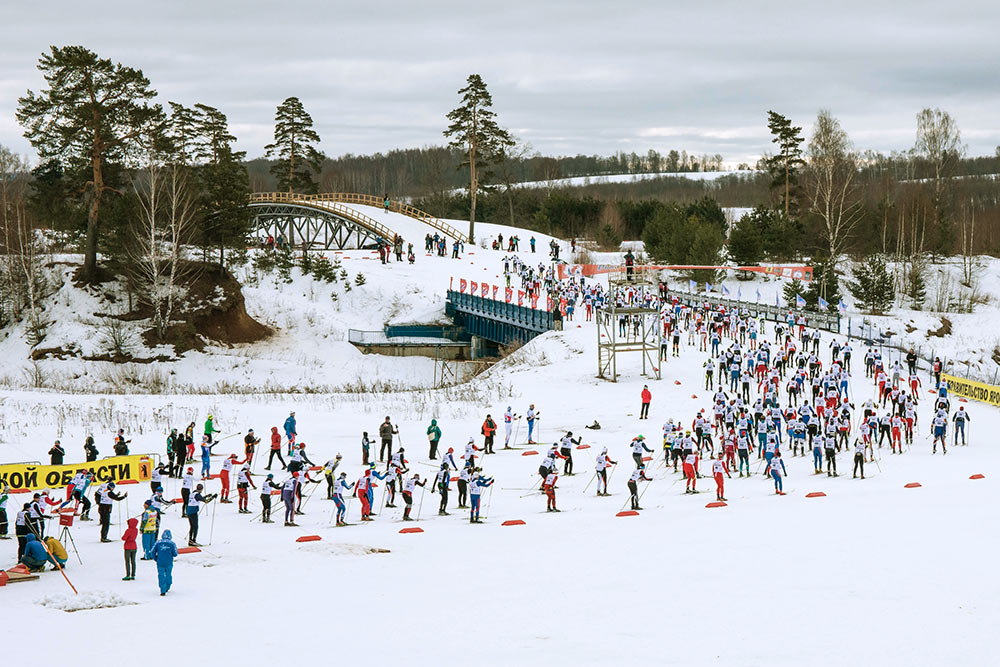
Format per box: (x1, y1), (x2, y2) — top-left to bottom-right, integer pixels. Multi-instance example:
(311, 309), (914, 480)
(144, 262), (271, 353)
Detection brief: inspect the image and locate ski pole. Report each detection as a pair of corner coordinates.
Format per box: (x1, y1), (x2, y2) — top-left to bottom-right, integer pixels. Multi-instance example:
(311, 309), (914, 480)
(582, 471), (598, 494)
(208, 498), (217, 545)
(481, 484), (495, 520)
(416, 483), (426, 521)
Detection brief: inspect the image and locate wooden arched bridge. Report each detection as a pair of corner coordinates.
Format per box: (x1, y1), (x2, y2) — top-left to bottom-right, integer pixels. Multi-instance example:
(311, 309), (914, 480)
(249, 192), (466, 250)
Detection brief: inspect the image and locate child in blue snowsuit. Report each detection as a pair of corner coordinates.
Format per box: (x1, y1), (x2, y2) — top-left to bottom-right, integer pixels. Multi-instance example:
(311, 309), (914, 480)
(151, 529), (178, 595)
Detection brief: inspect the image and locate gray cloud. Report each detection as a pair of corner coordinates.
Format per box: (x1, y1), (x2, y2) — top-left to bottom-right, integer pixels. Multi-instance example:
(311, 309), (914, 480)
(2, 0), (998, 166)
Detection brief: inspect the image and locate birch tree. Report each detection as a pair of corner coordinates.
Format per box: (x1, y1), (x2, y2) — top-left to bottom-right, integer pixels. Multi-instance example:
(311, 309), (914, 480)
(806, 110), (862, 261)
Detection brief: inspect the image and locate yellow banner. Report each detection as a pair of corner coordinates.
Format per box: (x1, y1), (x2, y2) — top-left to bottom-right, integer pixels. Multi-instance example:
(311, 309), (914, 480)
(0, 454), (155, 491)
(942, 373), (1000, 407)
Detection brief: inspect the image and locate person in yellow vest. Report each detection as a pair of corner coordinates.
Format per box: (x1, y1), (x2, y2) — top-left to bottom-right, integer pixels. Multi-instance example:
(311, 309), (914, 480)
(43, 535), (68, 569)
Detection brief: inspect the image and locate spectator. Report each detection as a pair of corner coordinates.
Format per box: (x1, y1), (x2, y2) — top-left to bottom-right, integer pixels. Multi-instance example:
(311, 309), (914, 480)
(151, 529), (178, 596)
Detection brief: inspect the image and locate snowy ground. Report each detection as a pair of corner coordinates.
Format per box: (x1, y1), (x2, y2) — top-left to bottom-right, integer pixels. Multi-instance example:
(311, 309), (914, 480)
(2, 209), (999, 664)
(2, 323), (998, 665)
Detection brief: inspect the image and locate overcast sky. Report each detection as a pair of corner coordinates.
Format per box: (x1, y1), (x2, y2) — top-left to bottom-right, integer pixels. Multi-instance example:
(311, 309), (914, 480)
(3, 0), (999, 166)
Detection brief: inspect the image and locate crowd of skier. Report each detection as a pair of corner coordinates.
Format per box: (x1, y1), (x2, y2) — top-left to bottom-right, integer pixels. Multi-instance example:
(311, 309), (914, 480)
(0, 242), (976, 598)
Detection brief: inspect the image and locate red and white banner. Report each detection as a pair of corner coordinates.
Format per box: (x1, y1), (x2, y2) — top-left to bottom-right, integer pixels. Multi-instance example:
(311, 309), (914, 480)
(459, 279), (467, 293)
(471, 281), (478, 295)
(517, 290), (524, 306)
(556, 263), (814, 282)
(505, 287), (512, 303)
(492, 285), (499, 300)
(481, 282), (489, 298)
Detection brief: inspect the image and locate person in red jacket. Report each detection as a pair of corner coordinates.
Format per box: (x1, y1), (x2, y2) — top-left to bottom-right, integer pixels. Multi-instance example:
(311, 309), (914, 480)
(481, 414), (497, 454)
(357, 469), (373, 521)
(683, 451), (699, 494)
(266, 426), (286, 471)
(712, 452), (731, 501)
(640, 385), (652, 420)
(122, 517), (138, 581)
(543, 471), (559, 512)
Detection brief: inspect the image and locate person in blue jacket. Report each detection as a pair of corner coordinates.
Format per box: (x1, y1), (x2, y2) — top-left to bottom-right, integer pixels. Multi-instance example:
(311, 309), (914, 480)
(20, 533), (53, 571)
(284, 412), (297, 456)
(368, 464), (386, 513)
(151, 529), (178, 596)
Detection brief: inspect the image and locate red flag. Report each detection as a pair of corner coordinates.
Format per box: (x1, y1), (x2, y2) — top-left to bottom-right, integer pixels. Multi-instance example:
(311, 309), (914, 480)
(546, 295), (552, 310)
(517, 290), (524, 306)
(492, 285), (499, 299)
(449, 276), (453, 290)
(531, 295), (539, 309)
(471, 281), (478, 295)
(459, 279), (467, 293)
(505, 287), (512, 303)
(481, 282), (489, 298)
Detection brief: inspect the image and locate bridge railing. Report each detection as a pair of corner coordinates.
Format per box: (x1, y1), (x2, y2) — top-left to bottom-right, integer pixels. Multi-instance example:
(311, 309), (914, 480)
(249, 192), (398, 243)
(252, 192), (466, 243)
(664, 289), (841, 333)
(316, 193), (467, 242)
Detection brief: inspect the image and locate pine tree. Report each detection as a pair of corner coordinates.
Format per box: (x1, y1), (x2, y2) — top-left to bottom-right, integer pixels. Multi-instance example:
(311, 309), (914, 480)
(16, 45), (160, 282)
(195, 105), (250, 271)
(904, 256), (927, 310)
(765, 111), (805, 218)
(264, 97), (325, 194)
(443, 74), (513, 242)
(727, 212), (765, 274)
(848, 255), (895, 314)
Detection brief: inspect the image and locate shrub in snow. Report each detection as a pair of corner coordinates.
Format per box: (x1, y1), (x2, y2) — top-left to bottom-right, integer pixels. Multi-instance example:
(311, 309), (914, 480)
(275, 247), (294, 284)
(312, 256), (336, 283)
(298, 251), (313, 276)
(252, 251), (276, 275)
(354, 272), (367, 287)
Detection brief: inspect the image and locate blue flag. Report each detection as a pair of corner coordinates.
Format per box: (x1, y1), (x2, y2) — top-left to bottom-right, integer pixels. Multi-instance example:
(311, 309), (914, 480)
(737, 287), (742, 300)
(818, 296), (829, 310)
(838, 299), (848, 313)
(705, 282), (712, 293)
(721, 284), (730, 296)
(775, 292), (780, 306)
(795, 294), (806, 308)
(688, 279), (697, 292)
(755, 289), (761, 302)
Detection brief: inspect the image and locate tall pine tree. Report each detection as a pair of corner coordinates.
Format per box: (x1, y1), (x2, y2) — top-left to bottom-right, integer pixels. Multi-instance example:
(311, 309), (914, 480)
(264, 97), (325, 194)
(443, 74), (512, 242)
(765, 111), (805, 218)
(195, 105), (250, 270)
(16, 45), (160, 282)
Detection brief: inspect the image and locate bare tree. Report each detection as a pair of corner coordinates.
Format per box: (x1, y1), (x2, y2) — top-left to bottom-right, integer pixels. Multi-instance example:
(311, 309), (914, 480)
(0, 146), (49, 344)
(806, 110), (863, 261)
(130, 140), (197, 339)
(493, 136), (531, 227)
(914, 108), (965, 200)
